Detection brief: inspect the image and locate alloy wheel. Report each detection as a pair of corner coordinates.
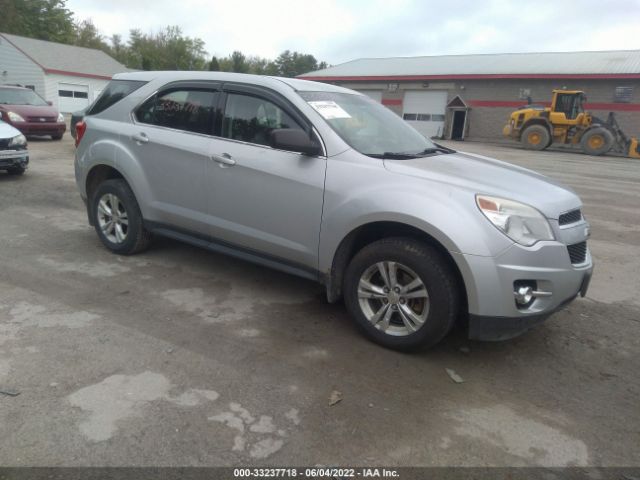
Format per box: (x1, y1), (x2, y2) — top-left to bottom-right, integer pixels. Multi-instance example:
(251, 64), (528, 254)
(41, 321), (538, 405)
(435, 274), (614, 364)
(97, 193), (129, 244)
(357, 261), (430, 336)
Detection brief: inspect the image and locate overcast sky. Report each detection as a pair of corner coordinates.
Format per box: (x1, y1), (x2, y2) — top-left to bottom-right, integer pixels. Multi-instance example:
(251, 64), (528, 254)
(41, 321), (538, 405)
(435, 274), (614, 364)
(67, 0), (640, 65)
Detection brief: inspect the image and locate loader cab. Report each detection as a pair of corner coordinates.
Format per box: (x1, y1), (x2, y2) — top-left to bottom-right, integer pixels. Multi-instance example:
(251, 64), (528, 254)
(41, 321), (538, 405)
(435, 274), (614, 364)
(551, 90), (586, 121)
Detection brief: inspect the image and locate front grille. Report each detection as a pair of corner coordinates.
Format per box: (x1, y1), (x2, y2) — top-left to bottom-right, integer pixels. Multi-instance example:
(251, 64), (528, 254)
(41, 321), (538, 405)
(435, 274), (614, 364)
(0, 138), (9, 150)
(26, 116), (56, 122)
(567, 241), (587, 264)
(559, 209), (582, 225)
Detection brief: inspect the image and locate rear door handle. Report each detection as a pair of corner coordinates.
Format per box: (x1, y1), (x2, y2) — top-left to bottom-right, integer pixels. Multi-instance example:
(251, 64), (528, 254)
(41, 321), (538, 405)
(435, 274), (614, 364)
(132, 133), (149, 144)
(211, 153), (236, 167)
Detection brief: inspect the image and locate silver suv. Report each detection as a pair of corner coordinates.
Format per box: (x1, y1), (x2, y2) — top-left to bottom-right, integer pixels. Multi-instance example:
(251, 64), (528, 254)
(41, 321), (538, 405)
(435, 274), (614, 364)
(74, 72), (593, 351)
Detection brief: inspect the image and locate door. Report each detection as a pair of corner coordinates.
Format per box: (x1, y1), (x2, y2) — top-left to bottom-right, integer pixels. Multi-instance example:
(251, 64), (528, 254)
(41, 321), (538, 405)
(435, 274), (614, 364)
(125, 83), (219, 234)
(402, 91), (447, 138)
(58, 83), (89, 112)
(451, 110), (467, 140)
(207, 87), (326, 270)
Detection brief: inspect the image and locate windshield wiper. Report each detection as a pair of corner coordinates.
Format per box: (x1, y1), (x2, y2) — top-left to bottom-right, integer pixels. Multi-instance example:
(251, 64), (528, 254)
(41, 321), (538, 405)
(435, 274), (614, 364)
(372, 152), (421, 159)
(417, 144), (456, 155)
(366, 143), (456, 159)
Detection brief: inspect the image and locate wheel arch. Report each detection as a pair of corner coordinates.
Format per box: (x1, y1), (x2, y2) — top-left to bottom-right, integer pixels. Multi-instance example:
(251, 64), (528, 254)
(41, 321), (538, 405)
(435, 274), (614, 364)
(84, 160), (148, 227)
(519, 118), (552, 139)
(83, 139), (154, 225)
(324, 221), (468, 317)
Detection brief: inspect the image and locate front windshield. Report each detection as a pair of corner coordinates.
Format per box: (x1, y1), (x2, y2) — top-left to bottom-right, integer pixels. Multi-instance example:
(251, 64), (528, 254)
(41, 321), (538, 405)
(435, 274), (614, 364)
(300, 91), (437, 157)
(0, 88), (48, 106)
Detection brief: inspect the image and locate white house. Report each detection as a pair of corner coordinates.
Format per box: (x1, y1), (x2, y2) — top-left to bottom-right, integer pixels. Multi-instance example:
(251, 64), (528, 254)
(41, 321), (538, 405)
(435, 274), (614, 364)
(0, 32), (129, 113)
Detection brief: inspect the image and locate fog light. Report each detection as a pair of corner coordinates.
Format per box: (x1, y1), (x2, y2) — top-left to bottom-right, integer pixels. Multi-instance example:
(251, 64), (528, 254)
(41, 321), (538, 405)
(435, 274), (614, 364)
(514, 285), (534, 305)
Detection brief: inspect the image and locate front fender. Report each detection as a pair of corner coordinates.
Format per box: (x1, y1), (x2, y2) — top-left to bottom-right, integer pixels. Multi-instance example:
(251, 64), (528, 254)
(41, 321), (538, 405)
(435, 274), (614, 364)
(318, 153), (513, 274)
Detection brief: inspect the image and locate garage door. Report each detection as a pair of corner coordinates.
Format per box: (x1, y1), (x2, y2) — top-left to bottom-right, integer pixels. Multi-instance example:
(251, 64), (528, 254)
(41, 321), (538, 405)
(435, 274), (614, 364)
(402, 91), (448, 138)
(57, 83), (89, 113)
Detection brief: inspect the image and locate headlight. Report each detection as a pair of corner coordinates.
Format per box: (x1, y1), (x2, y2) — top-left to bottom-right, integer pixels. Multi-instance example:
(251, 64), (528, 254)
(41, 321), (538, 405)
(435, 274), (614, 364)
(476, 195), (554, 246)
(7, 111), (25, 122)
(57, 113), (64, 122)
(8, 134), (27, 147)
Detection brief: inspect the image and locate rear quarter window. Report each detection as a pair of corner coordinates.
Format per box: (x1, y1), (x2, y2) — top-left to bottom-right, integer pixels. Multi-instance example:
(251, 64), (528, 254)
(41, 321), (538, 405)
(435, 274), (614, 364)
(87, 80), (146, 115)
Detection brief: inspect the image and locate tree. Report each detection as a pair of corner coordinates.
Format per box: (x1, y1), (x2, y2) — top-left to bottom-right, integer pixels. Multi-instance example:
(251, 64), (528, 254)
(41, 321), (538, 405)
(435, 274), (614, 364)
(230, 50), (248, 73)
(0, 2), (330, 75)
(109, 34), (127, 64)
(208, 56), (220, 71)
(74, 19), (109, 50)
(125, 26), (208, 71)
(273, 50), (324, 77)
(0, 0), (75, 43)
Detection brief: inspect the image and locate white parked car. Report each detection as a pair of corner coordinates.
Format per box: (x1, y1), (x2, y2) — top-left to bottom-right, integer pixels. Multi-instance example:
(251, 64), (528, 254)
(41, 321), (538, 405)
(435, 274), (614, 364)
(0, 120), (29, 175)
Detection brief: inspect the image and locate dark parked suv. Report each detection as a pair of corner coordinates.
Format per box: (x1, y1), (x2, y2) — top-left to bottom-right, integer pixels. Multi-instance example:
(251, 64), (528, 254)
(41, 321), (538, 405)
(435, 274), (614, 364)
(0, 85), (66, 139)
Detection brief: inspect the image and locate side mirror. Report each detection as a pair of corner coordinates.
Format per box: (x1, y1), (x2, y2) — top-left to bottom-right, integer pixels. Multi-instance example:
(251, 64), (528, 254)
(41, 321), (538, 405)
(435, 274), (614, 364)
(270, 129), (322, 156)
(46, 101), (53, 106)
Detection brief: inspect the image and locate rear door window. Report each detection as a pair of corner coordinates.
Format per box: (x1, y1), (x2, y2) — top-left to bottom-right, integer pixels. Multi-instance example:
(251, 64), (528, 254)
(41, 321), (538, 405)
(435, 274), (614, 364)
(221, 93), (304, 146)
(87, 80), (146, 115)
(135, 88), (218, 135)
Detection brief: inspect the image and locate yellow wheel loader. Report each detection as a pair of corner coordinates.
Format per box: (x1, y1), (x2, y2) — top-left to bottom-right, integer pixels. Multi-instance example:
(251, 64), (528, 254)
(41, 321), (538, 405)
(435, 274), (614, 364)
(503, 89), (640, 158)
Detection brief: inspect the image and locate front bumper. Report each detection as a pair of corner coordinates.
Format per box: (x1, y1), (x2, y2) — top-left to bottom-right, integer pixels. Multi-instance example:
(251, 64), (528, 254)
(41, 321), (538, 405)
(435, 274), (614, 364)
(468, 269), (591, 341)
(453, 220), (593, 341)
(13, 122), (66, 137)
(0, 149), (29, 169)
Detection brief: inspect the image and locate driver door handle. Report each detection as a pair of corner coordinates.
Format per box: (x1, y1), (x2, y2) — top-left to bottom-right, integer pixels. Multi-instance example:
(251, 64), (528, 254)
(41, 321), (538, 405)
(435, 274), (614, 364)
(131, 132), (149, 144)
(211, 153), (236, 167)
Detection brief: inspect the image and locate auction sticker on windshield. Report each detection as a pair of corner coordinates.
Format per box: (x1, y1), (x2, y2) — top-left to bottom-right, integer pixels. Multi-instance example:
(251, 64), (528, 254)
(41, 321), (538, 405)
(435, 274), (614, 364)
(308, 101), (351, 120)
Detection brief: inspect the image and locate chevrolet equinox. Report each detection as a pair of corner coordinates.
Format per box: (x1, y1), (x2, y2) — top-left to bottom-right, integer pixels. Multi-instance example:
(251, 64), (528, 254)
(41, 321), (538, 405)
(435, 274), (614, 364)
(74, 72), (593, 351)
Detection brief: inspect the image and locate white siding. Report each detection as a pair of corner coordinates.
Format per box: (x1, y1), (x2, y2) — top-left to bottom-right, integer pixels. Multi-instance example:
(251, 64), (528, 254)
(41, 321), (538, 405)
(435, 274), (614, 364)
(0, 35), (46, 96)
(43, 73), (110, 112)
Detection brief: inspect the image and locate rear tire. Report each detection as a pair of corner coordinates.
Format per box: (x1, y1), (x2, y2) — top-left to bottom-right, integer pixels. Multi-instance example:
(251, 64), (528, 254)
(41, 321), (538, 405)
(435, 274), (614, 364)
(52, 134), (63, 140)
(581, 127), (614, 156)
(344, 237), (459, 352)
(91, 179), (151, 255)
(521, 125), (551, 151)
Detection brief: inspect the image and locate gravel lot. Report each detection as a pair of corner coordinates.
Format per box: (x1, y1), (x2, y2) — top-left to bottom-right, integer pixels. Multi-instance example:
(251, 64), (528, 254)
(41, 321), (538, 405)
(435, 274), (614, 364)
(0, 133), (638, 467)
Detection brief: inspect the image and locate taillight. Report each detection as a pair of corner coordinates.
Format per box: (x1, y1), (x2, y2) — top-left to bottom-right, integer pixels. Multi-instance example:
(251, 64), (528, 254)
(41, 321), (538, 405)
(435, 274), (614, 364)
(75, 120), (87, 147)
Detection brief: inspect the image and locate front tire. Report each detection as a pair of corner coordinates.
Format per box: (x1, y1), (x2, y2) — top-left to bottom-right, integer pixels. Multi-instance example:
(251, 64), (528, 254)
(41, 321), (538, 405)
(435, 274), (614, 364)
(52, 134), (63, 140)
(344, 238), (459, 351)
(521, 125), (551, 151)
(91, 179), (150, 255)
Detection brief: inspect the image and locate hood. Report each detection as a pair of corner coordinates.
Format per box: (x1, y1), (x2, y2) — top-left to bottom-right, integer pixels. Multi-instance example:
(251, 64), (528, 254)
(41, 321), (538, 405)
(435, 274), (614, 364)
(383, 151), (580, 219)
(0, 120), (21, 139)
(0, 103), (60, 118)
